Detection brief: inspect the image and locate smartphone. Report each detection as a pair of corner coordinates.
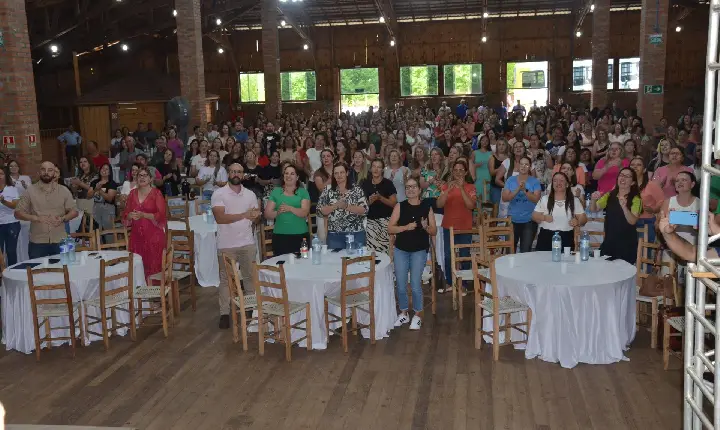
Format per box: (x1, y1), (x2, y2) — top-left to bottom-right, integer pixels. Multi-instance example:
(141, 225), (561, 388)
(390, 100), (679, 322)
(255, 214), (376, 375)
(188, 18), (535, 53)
(669, 211), (698, 227)
(276, 260), (285, 265)
(375, 259), (381, 265)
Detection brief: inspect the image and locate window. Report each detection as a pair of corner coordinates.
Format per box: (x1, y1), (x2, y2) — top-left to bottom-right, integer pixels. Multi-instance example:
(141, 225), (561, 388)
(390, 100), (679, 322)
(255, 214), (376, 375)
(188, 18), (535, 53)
(281, 71), (316, 101)
(619, 57), (640, 90)
(400, 65), (439, 97)
(238, 73), (265, 102)
(521, 71), (545, 88)
(443, 64), (483, 95)
(571, 59), (614, 91)
(340, 67), (380, 114)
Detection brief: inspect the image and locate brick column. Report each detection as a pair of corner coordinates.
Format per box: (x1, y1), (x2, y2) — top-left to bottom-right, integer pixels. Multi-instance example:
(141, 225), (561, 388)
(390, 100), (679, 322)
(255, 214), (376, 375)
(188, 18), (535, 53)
(0, 0), (42, 173)
(637, 0), (669, 126)
(176, 0), (208, 128)
(261, 0), (281, 119)
(591, 0), (610, 109)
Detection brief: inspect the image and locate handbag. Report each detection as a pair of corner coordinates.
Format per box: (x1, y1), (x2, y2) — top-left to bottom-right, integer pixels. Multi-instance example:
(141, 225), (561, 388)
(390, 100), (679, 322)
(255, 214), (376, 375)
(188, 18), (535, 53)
(639, 248), (674, 299)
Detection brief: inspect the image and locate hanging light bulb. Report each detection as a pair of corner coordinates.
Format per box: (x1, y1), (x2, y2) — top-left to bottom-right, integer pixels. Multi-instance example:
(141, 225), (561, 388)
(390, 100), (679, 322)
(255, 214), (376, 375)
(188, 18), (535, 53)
(390, 39), (395, 47)
(676, 25), (682, 32)
(218, 47), (224, 54)
(481, 35), (487, 43)
(576, 30), (582, 37)
(215, 17), (222, 25)
(483, 12), (488, 18)
(281, 20), (286, 27)
(590, 4), (595, 11)
(121, 43), (129, 51)
(172, 9), (177, 16)
(49, 44), (59, 53)
(303, 43), (309, 50)
(379, 16), (385, 23)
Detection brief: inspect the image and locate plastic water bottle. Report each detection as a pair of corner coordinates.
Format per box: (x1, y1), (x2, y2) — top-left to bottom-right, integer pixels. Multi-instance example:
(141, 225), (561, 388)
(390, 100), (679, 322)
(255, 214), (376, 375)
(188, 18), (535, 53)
(67, 237), (76, 264)
(311, 235), (321, 265)
(345, 234), (355, 255)
(206, 208), (214, 224)
(551, 231), (562, 262)
(580, 231), (590, 261)
(300, 238), (309, 259)
(59, 238), (69, 265)
(585, 193), (592, 215)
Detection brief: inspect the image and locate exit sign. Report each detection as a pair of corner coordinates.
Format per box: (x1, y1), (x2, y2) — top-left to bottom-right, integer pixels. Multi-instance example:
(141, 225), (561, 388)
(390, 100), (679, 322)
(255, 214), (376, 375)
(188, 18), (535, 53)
(644, 85), (664, 94)
(649, 33), (663, 45)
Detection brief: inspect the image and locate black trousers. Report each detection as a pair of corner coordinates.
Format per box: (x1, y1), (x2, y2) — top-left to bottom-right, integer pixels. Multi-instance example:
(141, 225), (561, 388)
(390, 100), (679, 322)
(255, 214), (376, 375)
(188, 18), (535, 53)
(535, 228), (574, 251)
(272, 233), (308, 257)
(512, 221), (538, 253)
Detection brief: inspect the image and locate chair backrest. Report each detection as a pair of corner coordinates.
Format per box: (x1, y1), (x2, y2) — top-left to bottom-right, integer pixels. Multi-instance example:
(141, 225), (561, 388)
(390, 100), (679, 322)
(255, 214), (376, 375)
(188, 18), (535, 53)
(70, 231), (97, 252)
(636, 239), (679, 303)
(637, 224), (649, 243)
(166, 197), (189, 221)
(259, 224), (274, 259)
(480, 218), (515, 260)
(254, 262), (290, 312)
(159, 246), (174, 289)
(80, 211), (95, 233)
(478, 200), (499, 224)
(471, 254), (499, 309)
(168, 229), (194, 272)
(195, 199), (211, 215)
(98, 255), (134, 306)
(26, 265), (74, 314)
(340, 254), (376, 304)
(222, 253), (245, 304)
(449, 226), (484, 273)
(96, 227), (128, 251)
(307, 206), (318, 236)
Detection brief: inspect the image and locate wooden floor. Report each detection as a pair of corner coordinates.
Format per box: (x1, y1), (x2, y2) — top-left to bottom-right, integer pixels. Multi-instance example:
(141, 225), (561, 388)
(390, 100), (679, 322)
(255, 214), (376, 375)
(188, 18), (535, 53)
(0, 288), (684, 430)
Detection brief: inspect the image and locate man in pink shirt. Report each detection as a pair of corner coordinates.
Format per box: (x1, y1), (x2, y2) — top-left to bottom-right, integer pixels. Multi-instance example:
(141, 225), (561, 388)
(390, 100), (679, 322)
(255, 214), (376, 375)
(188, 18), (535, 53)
(211, 163), (261, 328)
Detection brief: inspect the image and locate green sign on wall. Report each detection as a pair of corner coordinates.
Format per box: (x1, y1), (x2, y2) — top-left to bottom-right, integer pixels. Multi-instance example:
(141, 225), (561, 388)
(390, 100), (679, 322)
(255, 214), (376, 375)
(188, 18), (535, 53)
(644, 85), (664, 94)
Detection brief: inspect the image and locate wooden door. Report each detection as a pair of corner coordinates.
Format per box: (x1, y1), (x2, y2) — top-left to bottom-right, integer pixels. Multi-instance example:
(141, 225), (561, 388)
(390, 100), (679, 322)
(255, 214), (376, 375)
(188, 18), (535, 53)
(78, 105), (111, 154)
(117, 103), (166, 134)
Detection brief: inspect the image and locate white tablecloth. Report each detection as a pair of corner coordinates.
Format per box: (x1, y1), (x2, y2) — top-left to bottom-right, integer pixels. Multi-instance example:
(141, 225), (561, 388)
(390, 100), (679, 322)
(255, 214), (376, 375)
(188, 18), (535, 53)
(17, 214), (84, 263)
(260, 251), (396, 349)
(492, 251), (637, 368)
(1, 251), (146, 354)
(168, 215), (219, 287)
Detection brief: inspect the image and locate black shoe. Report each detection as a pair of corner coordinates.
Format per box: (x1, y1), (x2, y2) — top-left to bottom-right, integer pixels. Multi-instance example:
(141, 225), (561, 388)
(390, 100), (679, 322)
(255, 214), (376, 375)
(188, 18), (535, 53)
(219, 314), (230, 329)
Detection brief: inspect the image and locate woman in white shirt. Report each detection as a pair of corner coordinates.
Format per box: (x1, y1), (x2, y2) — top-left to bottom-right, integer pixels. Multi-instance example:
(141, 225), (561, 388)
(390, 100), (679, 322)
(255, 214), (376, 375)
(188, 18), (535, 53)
(190, 140), (209, 177)
(196, 150), (228, 200)
(8, 160), (32, 196)
(608, 123), (630, 145)
(532, 171), (587, 251)
(0, 168), (21, 265)
(559, 162), (585, 206)
(211, 137), (228, 161)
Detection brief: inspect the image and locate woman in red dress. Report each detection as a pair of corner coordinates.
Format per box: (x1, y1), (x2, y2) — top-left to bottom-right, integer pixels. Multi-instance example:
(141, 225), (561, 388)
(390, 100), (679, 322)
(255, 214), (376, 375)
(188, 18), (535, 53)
(122, 166), (167, 279)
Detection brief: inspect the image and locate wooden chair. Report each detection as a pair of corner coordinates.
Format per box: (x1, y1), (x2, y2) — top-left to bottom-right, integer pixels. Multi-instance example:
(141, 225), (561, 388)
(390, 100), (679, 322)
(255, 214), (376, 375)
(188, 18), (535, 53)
(70, 231), (97, 252)
(26, 265), (83, 361)
(166, 197), (190, 221)
(135, 247), (174, 337)
(307, 209), (318, 236)
(325, 254), (376, 353)
(194, 199), (211, 215)
(80, 210), (95, 233)
(635, 239), (678, 349)
(449, 226), (484, 320)
(472, 254), (532, 360)
(95, 227), (128, 251)
(663, 314), (685, 370)
(153, 229), (196, 315)
(480, 217), (515, 262)
(83, 255), (137, 350)
(258, 223), (274, 259)
(254, 263), (311, 362)
(222, 253), (259, 351)
(574, 218), (605, 252)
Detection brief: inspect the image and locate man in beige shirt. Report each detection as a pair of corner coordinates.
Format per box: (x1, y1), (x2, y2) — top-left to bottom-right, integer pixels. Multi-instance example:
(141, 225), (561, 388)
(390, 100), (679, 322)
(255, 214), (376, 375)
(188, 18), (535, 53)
(15, 161), (78, 259)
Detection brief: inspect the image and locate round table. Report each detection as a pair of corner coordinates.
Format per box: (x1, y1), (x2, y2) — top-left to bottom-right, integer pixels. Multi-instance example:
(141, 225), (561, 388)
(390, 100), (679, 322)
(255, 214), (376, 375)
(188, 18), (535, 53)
(493, 251), (637, 368)
(17, 213), (84, 263)
(260, 251), (396, 350)
(168, 215), (219, 287)
(1, 251), (146, 354)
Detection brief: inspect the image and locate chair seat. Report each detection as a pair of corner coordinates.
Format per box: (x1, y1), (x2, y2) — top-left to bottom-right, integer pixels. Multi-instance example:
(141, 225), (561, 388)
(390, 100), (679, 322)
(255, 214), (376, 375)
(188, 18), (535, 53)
(479, 296), (529, 315)
(148, 271), (192, 282)
(325, 292), (371, 308)
(86, 293), (131, 308)
(232, 293), (258, 310)
(134, 285), (172, 299)
(260, 300), (306, 317)
(455, 267), (490, 281)
(37, 302), (81, 318)
(667, 316), (685, 332)
(636, 294), (665, 304)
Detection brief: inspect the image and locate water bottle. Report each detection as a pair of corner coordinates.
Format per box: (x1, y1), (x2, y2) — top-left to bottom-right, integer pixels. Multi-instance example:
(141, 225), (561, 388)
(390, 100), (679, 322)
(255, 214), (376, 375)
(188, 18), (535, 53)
(551, 231), (562, 262)
(585, 193), (592, 215)
(580, 231), (590, 261)
(311, 234), (321, 265)
(67, 236), (76, 264)
(345, 234), (355, 255)
(206, 208), (214, 224)
(300, 238), (309, 259)
(181, 178), (190, 198)
(59, 238), (69, 265)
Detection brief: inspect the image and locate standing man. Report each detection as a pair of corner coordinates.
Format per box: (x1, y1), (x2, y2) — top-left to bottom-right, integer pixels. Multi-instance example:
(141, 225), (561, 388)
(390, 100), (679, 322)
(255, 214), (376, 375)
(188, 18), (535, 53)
(57, 125), (82, 174)
(262, 122), (281, 157)
(212, 163), (261, 329)
(233, 120), (249, 144)
(15, 161), (79, 259)
(512, 100), (526, 119)
(118, 136), (143, 180)
(456, 99), (469, 119)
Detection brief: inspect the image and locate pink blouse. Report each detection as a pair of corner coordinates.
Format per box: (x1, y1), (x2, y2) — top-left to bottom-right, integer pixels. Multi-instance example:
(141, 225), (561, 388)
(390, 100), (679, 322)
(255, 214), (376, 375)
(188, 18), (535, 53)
(652, 165), (693, 198)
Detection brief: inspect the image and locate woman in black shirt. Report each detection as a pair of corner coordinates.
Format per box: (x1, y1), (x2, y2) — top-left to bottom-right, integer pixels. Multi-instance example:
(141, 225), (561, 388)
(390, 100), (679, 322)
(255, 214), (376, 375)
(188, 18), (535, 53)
(388, 177), (437, 331)
(361, 158), (397, 254)
(87, 163), (119, 236)
(156, 149), (181, 196)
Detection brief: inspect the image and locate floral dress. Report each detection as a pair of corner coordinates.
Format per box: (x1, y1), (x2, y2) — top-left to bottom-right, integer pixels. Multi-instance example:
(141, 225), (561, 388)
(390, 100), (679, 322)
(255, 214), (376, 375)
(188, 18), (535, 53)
(317, 185), (369, 234)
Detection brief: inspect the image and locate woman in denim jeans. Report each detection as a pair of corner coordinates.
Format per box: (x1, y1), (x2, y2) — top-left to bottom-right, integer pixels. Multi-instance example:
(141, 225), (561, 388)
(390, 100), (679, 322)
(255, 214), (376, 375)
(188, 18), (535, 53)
(389, 178), (437, 331)
(503, 156), (542, 253)
(0, 168), (20, 265)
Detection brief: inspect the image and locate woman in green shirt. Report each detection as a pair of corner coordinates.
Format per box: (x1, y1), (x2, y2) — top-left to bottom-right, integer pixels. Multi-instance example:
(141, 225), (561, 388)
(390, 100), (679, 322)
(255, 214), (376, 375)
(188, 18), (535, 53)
(419, 147), (446, 214)
(264, 164), (311, 256)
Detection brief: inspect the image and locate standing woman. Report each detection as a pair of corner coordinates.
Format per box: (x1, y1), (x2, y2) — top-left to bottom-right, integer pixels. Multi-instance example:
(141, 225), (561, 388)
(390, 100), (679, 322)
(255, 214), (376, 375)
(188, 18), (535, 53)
(361, 158), (398, 254)
(385, 149), (410, 203)
(470, 134), (492, 202)
(589, 167), (642, 264)
(279, 135), (296, 165)
(218, 123), (232, 148)
(211, 137), (228, 162)
(190, 140), (209, 177)
(157, 149), (182, 196)
(8, 160), (32, 196)
(410, 146), (428, 180)
(264, 164), (311, 255)
(122, 167), (167, 279)
(312, 149), (335, 243)
(242, 149), (264, 198)
(167, 128), (185, 167)
(630, 156), (664, 243)
(652, 145), (693, 198)
(183, 139), (200, 175)
(661, 171), (699, 252)
(502, 156), (542, 253)
(553, 146), (587, 186)
(559, 163), (585, 205)
(71, 156), (97, 214)
(593, 129), (612, 160)
(258, 151), (283, 202)
(223, 141), (244, 168)
(592, 141), (629, 194)
(317, 162), (369, 249)
(649, 138), (672, 172)
(623, 139), (637, 161)
(388, 177), (437, 331)
(437, 159), (476, 294)
(349, 150), (368, 186)
(0, 168), (21, 265)
(488, 139), (508, 205)
(532, 172), (586, 251)
(87, 163), (118, 234)
(420, 148), (446, 213)
(196, 150), (228, 200)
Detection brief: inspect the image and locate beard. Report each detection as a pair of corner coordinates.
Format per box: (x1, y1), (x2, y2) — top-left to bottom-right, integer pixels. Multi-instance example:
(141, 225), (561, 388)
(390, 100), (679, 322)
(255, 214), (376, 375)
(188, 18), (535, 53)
(39, 174), (54, 184)
(229, 176), (242, 185)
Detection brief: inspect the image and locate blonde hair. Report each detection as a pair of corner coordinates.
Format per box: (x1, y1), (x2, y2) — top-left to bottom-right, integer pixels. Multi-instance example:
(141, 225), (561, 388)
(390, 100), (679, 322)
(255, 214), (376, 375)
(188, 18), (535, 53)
(410, 146), (428, 171)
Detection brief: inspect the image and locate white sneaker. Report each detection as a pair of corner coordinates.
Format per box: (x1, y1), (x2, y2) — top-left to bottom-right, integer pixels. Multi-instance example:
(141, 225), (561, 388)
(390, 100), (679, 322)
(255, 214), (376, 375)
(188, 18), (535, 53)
(394, 313), (410, 327)
(409, 315), (422, 330)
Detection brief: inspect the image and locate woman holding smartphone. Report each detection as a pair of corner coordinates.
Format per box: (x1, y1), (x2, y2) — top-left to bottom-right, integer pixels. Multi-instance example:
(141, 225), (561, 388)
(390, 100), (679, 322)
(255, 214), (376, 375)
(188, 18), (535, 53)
(661, 170), (698, 249)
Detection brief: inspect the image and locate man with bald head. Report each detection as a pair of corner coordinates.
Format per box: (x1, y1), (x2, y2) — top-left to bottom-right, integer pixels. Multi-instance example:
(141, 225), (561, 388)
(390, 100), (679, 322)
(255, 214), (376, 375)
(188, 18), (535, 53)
(15, 161), (78, 259)
(211, 162), (261, 329)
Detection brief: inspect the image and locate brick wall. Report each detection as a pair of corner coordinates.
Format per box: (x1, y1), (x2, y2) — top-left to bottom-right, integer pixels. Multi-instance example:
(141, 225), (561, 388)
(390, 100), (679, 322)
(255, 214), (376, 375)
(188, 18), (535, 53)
(176, 0), (208, 128)
(637, 0), (670, 126)
(0, 0), (42, 174)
